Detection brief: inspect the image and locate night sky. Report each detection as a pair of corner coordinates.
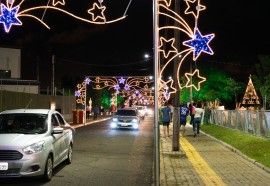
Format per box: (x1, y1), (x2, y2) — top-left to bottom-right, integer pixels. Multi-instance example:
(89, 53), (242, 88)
(0, 0), (268, 89)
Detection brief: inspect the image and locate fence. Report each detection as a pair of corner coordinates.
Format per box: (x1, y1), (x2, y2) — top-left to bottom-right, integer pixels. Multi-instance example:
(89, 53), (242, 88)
(0, 90), (76, 121)
(209, 109), (270, 138)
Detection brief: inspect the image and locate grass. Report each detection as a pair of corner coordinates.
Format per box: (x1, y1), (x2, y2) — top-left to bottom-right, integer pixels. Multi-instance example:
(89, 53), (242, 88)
(201, 124), (270, 169)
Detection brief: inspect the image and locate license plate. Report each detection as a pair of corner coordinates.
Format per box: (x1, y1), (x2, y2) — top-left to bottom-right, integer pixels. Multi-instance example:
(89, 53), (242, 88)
(0, 162), (8, 170)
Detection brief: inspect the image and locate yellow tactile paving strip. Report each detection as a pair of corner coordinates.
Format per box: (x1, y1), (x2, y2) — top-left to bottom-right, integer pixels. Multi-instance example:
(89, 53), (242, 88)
(180, 137), (227, 186)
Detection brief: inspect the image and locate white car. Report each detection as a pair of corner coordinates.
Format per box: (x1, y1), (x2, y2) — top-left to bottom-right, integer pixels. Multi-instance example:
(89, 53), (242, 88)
(0, 109), (74, 181)
(133, 105), (147, 120)
(110, 108), (140, 130)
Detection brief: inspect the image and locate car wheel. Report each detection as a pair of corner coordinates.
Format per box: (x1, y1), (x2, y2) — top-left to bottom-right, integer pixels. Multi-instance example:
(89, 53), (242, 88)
(42, 155), (53, 182)
(65, 144), (73, 164)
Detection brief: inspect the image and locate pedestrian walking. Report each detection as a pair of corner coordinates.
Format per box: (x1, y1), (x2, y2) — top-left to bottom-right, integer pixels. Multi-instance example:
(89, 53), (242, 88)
(86, 105), (90, 119)
(193, 102), (204, 137)
(179, 103), (189, 136)
(189, 103), (195, 126)
(160, 103), (172, 137)
(93, 105), (99, 120)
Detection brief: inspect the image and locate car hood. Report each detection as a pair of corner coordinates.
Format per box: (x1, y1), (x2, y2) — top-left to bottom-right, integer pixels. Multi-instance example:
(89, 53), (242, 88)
(0, 134), (46, 148)
(114, 116), (138, 119)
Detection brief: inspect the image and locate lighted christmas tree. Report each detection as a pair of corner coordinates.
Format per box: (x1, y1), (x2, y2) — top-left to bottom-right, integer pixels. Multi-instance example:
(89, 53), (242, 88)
(241, 75), (260, 106)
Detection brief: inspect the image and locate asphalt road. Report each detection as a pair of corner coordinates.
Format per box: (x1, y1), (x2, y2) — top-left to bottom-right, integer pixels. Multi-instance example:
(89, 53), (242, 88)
(0, 116), (154, 186)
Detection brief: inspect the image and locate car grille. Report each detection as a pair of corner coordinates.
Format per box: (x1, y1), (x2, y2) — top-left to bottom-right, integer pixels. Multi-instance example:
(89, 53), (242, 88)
(0, 150), (23, 160)
(0, 168), (21, 177)
(118, 119), (132, 123)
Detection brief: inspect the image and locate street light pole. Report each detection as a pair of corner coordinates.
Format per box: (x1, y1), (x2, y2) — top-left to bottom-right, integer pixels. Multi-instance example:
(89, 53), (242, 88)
(172, 0), (180, 152)
(153, 0), (160, 185)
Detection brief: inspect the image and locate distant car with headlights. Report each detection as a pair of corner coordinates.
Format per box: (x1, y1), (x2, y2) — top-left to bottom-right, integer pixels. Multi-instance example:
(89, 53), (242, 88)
(110, 108), (140, 130)
(133, 105), (147, 120)
(0, 109), (74, 181)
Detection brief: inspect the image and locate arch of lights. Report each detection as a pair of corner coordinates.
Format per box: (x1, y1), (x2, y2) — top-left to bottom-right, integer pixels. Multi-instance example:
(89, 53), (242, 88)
(0, 0), (131, 33)
(75, 76), (154, 108)
(157, 0), (215, 104)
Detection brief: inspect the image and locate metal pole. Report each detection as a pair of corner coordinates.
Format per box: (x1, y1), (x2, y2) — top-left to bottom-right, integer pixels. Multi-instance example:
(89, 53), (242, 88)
(52, 55), (55, 95)
(153, 0), (160, 185)
(172, 0), (181, 151)
(84, 78), (87, 125)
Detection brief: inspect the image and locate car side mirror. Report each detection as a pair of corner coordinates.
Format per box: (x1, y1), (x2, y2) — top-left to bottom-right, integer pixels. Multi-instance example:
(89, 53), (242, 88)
(52, 127), (64, 134)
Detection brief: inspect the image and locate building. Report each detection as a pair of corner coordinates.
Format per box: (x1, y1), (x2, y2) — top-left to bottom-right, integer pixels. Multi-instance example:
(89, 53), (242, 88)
(0, 47), (39, 94)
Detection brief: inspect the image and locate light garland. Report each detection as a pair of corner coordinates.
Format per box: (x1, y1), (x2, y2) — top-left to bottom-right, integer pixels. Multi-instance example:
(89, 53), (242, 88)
(184, 0), (206, 19)
(0, 0), (129, 33)
(185, 69), (206, 91)
(183, 28), (214, 61)
(157, 0), (215, 104)
(158, 37), (178, 58)
(75, 76), (154, 106)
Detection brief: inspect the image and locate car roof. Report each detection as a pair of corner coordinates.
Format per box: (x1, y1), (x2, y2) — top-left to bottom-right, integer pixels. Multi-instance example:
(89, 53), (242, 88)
(0, 109), (54, 114)
(118, 108), (137, 111)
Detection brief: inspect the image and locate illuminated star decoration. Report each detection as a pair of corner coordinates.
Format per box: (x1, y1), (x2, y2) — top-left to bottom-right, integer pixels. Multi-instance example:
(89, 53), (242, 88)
(52, 0), (65, 6)
(159, 0), (172, 7)
(124, 84), (130, 91)
(159, 79), (176, 100)
(183, 28), (214, 60)
(85, 78), (91, 85)
(87, 3), (106, 21)
(75, 90), (81, 97)
(114, 84), (120, 94)
(185, 69), (206, 91)
(184, 0), (206, 19)
(0, 4), (22, 33)
(158, 37), (178, 58)
(118, 77), (126, 84)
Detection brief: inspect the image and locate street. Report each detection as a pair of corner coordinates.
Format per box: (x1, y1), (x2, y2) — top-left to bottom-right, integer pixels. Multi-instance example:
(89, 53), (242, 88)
(0, 116), (154, 186)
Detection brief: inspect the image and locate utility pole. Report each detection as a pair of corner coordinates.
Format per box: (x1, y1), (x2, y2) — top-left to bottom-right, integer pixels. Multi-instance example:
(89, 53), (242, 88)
(172, 0), (180, 151)
(52, 55), (55, 95)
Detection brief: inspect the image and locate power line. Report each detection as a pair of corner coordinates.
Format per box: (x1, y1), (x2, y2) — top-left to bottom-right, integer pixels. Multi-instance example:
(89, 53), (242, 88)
(55, 57), (151, 67)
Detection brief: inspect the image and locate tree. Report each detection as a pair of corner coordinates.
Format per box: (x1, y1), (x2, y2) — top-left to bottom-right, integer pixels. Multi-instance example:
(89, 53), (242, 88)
(253, 55), (270, 109)
(180, 66), (244, 109)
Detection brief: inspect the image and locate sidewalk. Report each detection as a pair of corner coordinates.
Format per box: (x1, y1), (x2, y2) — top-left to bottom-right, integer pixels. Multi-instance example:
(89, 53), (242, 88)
(160, 124), (270, 186)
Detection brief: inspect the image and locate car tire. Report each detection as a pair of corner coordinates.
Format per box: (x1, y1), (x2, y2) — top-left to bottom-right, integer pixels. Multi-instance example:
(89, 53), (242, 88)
(42, 155), (53, 182)
(65, 144), (73, 164)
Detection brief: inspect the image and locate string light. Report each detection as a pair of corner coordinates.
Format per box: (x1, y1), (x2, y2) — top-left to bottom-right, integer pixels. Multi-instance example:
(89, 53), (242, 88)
(157, 0), (215, 103)
(0, 0), (127, 33)
(75, 76), (154, 106)
(158, 37), (178, 58)
(183, 28), (215, 61)
(185, 69), (206, 91)
(184, 0), (206, 19)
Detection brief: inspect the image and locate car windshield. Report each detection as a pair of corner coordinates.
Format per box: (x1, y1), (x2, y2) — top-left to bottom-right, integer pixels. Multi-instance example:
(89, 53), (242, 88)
(0, 113), (48, 134)
(116, 110), (137, 116)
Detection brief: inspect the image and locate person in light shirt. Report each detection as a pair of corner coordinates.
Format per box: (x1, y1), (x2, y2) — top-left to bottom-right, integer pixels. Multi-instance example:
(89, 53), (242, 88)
(193, 102), (204, 137)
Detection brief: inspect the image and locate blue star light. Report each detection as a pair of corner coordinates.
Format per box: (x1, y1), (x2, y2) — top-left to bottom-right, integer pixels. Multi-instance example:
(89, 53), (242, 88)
(118, 77), (126, 84)
(75, 90), (81, 97)
(0, 4), (22, 33)
(183, 28), (214, 60)
(114, 85), (120, 91)
(124, 84), (130, 90)
(85, 78), (91, 85)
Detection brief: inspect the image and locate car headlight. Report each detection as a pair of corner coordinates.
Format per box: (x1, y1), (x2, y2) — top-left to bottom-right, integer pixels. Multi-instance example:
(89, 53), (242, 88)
(132, 119), (138, 123)
(111, 122), (117, 128)
(23, 141), (45, 155)
(112, 118), (118, 122)
(133, 124), (139, 129)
